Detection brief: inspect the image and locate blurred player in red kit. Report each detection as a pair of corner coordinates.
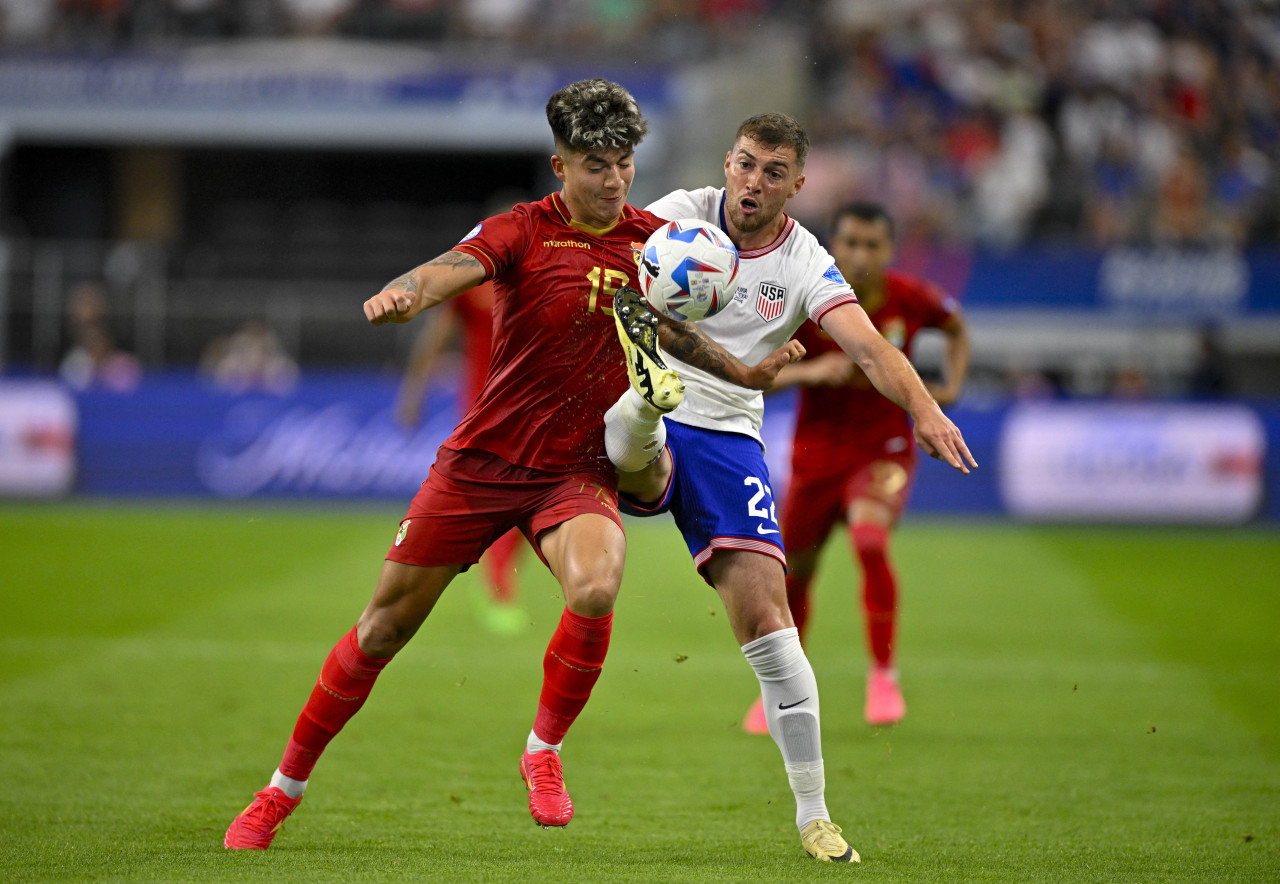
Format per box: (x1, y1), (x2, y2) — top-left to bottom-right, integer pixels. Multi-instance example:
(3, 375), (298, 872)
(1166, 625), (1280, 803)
(744, 202), (970, 732)
(395, 198), (530, 635)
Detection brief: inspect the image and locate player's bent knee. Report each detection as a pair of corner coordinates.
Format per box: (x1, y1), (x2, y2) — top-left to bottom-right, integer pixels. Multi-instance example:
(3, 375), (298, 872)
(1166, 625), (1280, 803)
(737, 614), (795, 645)
(563, 579), (620, 618)
(355, 614), (412, 658)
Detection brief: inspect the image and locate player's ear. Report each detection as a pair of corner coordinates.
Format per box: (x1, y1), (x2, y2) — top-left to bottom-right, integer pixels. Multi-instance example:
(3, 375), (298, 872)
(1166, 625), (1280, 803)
(789, 172), (805, 199)
(550, 153), (567, 183)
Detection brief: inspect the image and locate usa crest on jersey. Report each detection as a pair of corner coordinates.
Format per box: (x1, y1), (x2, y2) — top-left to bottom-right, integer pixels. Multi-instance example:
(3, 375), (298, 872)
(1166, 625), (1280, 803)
(755, 282), (786, 322)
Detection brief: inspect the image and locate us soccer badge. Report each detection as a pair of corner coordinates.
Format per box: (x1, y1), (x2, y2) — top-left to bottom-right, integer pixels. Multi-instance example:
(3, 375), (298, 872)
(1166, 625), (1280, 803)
(756, 282), (786, 322)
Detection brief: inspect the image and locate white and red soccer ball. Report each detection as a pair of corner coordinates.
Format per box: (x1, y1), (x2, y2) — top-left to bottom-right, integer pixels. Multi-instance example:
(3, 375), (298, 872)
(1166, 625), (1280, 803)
(638, 219), (739, 322)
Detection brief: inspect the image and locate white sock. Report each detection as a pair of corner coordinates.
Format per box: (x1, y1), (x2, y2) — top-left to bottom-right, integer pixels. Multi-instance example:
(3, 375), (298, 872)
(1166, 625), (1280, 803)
(526, 730), (562, 755)
(604, 388), (667, 472)
(741, 627), (831, 830)
(270, 769), (307, 800)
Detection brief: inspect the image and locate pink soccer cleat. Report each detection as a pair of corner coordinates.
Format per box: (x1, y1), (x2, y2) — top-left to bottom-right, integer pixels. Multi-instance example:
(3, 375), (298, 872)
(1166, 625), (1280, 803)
(224, 786), (302, 850)
(742, 695), (769, 735)
(520, 750), (574, 827)
(865, 667), (906, 726)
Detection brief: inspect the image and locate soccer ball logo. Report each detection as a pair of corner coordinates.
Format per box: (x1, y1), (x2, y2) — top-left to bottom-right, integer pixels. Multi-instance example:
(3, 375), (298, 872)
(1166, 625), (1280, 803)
(639, 219), (739, 322)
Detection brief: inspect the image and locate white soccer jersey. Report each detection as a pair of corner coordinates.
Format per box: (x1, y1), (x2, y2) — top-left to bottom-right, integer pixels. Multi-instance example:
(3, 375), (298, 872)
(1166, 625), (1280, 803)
(645, 186), (858, 442)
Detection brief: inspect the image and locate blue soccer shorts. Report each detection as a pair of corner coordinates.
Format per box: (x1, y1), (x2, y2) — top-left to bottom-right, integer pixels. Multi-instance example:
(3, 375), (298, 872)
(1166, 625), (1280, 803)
(619, 419), (786, 581)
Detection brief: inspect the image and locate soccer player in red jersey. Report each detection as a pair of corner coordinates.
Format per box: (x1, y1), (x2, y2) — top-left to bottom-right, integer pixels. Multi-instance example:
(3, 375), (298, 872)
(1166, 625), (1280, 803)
(225, 78), (796, 850)
(395, 279), (530, 635)
(743, 202), (970, 732)
(223, 79), (655, 845)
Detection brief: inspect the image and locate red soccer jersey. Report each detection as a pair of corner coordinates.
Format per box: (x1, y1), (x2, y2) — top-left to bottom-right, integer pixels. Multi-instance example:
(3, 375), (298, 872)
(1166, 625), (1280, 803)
(791, 269), (959, 474)
(446, 192), (664, 473)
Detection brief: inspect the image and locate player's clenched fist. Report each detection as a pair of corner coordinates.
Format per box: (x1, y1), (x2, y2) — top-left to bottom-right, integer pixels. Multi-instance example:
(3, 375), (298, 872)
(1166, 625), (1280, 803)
(364, 289), (416, 325)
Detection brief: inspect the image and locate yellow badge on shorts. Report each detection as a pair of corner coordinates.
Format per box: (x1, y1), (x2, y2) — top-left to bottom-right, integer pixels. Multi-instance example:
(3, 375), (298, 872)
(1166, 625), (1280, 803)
(395, 519), (411, 546)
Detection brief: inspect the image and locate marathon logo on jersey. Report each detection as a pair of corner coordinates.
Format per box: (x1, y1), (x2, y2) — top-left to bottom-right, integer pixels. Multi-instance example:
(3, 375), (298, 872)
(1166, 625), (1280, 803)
(756, 282), (787, 322)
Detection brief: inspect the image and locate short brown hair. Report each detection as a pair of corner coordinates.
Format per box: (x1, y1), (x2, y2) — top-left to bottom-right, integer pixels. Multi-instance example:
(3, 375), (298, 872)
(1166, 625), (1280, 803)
(833, 202), (896, 240)
(546, 79), (649, 156)
(734, 112), (810, 169)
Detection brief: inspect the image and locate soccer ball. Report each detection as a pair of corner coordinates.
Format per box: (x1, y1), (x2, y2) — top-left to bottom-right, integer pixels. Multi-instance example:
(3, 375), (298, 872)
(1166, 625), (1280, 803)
(638, 219), (739, 322)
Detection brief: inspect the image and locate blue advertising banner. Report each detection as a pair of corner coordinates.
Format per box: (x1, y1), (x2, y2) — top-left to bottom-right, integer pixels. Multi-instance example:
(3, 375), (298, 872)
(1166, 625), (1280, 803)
(959, 247), (1280, 317)
(11, 372), (1276, 524)
(73, 371), (454, 498)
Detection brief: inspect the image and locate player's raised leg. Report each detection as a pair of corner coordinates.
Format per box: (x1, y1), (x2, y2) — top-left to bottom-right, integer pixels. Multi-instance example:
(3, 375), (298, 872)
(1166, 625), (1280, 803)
(520, 511), (626, 827)
(707, 550), (859, 863)
(225, 560), (458, 849)
(613, 285), (684, 415)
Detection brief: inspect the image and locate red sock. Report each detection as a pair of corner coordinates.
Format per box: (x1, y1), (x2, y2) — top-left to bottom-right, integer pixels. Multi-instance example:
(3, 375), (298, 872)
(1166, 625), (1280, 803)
(532, 608), (612, 746)
(852, 523), (897, 668)
(784, 571), (814, 643)
(279, 626), (392, 781)
(482, 529), (522, 604)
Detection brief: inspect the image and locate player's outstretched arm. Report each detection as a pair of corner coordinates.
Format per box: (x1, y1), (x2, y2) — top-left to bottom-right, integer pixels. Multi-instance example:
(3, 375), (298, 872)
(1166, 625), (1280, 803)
(364, 251), (486, 326)
(820, 303), (978, 473)
(657, 319), (804, 390)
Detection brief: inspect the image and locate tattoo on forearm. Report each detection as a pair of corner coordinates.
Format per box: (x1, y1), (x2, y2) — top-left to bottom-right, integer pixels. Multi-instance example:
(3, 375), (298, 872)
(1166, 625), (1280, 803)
(426, 251), (482, 269)
(384, 251), (480, 295)
(385, 272), (417, 293)
(660, 321), (732, 379)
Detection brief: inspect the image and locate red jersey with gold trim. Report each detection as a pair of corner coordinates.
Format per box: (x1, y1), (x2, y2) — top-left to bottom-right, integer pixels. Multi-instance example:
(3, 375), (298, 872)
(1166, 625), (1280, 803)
(447, 192), (664, 473)
(791, 269), (958, 475)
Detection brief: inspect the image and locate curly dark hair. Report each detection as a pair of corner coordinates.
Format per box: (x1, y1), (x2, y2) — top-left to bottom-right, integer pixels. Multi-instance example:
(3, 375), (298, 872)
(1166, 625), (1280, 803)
(734, 112), (810, 169)
(546, 78), (649, 155)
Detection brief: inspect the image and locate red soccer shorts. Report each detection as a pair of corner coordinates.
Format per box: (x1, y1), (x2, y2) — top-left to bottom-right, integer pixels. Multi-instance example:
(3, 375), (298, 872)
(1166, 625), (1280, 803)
(781, 450), (916, 555)
(387, 446), (623, 569)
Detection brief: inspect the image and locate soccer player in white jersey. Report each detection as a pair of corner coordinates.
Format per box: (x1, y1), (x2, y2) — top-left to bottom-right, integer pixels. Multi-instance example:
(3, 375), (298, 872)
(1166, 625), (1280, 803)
(606, 113), (977, 864)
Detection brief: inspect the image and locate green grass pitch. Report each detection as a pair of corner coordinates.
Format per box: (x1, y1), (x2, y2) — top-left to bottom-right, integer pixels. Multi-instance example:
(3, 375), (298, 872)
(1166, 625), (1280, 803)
(1, 502), (1278, 882)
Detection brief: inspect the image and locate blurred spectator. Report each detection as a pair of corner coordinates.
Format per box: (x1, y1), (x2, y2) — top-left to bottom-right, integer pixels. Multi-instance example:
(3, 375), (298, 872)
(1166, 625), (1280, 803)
(199, 319), (299, 394)
(58, 282), (142, 393)
(1213, 128), (1271, 245)
(1140, 144), (1217, 246)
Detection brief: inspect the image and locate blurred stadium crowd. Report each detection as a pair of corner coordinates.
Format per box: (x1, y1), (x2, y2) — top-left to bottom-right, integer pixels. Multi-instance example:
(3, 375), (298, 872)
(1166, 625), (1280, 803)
(3, 0), (1278, 252)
